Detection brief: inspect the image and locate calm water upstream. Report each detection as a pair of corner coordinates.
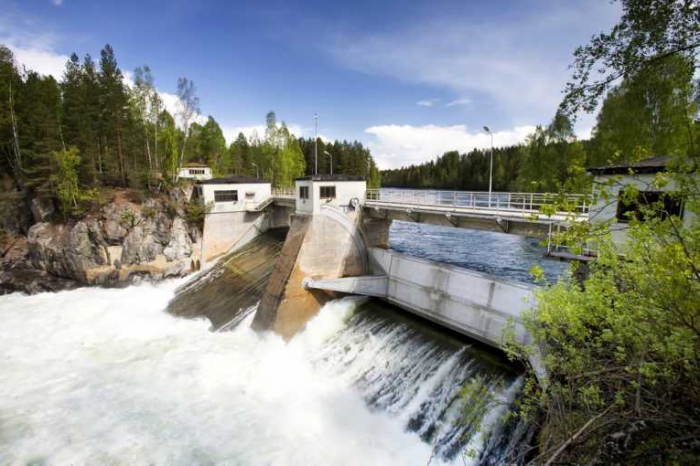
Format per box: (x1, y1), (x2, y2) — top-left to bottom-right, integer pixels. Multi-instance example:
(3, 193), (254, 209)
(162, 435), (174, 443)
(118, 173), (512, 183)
(0, 225), (567, 465)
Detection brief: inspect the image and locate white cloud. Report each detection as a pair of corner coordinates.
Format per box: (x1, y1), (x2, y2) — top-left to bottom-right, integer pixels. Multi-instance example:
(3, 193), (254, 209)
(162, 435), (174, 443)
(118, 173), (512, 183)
(417, 98), (439, 107)
(365, 124), (536, 170)
(52, 0), (64, 6)
(445, 98), (471, 107)
(7, 43), (69, 79)
(327, 2), (620, 126)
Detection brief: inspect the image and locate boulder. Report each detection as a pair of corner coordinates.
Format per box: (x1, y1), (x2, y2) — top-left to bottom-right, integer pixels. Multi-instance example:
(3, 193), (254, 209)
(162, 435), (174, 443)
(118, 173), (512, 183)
(101, 204), (130, 244)
(153, 211), (172, 245)
(121, 225), (163, 265)
(27, 221), (109, 281)
(164, 260), (190, 278)
(30, 197), (55, 223)
(164, 217), (192, 261)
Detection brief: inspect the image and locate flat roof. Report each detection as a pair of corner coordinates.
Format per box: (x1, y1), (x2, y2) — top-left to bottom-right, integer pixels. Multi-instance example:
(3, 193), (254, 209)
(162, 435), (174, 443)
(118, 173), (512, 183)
(182, 163), (210, 168)
(587, 156), (672, 175)
(199, 176), (269, 185)
(295, 174), (365, 182)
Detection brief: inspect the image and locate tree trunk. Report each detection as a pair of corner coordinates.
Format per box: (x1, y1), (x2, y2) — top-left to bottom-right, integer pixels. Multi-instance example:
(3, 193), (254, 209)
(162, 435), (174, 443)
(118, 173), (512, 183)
(8, 77), (24, 192)
(116, 127), (126, 186)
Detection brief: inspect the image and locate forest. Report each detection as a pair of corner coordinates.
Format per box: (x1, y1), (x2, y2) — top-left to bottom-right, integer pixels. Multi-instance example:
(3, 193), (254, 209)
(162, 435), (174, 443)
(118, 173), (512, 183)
(382, 54), (698, 194)
(0, 44), (379, 220)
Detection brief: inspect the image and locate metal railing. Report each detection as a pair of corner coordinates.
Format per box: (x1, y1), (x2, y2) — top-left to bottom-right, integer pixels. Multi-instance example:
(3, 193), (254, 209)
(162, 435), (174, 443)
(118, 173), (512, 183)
(364, 189), (589, 220)
(271, 188), (295, 199)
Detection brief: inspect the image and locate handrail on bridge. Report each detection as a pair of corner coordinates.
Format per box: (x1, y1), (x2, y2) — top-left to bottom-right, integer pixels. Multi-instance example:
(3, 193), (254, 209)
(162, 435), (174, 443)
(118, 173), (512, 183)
(364, 188), (589, 219)
(271, 188), (295, 199)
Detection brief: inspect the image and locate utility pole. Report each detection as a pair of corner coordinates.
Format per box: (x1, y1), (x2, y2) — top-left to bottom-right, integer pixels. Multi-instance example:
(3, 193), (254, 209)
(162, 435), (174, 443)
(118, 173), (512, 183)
(483, 126), (494, 207)
(314, 113), (318, 175)
(252, 162), (259, 179)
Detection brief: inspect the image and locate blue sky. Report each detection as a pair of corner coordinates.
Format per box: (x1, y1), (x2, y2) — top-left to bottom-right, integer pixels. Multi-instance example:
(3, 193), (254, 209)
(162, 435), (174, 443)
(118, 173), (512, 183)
(1, 0), (620, 168)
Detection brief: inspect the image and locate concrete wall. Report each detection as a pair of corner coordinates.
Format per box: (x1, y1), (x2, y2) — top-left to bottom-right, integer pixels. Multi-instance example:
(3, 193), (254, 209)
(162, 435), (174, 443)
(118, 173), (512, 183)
(201, 211), (266, 263)
(295, 180), (366, 214)
(252, 206), (368, 338)
(202, 183), (272, 213)
(369, 247), (535, 348)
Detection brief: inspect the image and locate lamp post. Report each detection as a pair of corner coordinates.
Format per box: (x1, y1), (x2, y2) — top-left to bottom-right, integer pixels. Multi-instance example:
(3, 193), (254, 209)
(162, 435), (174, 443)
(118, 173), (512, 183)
(314, 113), (318, 176)
(252, 162), (259, 180)
(483, 126), (494, 207)
(324, 150), (333, 175)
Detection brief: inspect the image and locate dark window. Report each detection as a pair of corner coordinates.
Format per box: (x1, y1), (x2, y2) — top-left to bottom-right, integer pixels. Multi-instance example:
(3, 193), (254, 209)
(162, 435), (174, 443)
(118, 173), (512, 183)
(214, 190), (238, 203)
(616, 190), (683, 223)
(189, 168), (205, 175)
(299, 186), (309, 199)
(320, 186), (336, 199)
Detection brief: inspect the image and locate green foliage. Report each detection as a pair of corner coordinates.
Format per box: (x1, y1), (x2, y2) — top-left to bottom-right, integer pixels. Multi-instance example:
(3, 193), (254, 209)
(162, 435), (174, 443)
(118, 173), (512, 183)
(560, 0), (700, 115)
(185, 200), (213, 229)
(382, 114), (591, 193)
(51, 147), (95, 218)
(588, 55), (696, 166)
(509, 155), (700, 464)
(120, 209), (135, 227)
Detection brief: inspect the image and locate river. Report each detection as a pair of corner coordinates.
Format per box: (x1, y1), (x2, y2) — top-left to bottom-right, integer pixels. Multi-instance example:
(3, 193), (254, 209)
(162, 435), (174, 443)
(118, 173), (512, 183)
(0, 222), (568, 465)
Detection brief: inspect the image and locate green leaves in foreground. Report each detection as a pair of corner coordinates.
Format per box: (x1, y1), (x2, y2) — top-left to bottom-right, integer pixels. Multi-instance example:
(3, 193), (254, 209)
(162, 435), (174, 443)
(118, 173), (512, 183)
(508, 163), (700, 463)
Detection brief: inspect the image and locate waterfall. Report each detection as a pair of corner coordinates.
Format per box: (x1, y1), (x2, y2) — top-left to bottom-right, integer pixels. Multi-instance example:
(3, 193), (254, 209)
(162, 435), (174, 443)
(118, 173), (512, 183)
(0, 228), (530, 465)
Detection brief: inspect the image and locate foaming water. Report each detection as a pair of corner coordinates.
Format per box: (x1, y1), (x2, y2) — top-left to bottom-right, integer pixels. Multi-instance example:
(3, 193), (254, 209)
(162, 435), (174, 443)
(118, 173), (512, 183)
(0, 282), (520, 465)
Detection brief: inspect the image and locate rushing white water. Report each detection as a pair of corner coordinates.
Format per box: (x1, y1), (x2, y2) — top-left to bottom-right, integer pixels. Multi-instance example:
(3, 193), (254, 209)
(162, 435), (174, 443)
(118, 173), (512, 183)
(0, 280), (520, 465)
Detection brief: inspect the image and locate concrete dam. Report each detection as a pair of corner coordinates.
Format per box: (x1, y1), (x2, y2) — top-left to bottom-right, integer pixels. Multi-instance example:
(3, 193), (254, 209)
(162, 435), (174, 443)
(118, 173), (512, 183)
(193, 174), (569, 376)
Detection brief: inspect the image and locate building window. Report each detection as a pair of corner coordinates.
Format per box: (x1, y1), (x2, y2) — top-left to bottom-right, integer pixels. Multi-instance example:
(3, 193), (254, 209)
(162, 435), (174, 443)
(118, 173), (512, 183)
(214, 190), (238, 203)
(320, 186), (336, 199)
(189, 168), (205, 175)
(616, 190), (683, 223)
(299, 186), (309, 199)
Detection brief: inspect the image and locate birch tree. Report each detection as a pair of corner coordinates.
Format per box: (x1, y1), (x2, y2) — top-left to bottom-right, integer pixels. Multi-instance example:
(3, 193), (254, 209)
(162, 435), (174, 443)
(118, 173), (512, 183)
(175, 77), (199, 181)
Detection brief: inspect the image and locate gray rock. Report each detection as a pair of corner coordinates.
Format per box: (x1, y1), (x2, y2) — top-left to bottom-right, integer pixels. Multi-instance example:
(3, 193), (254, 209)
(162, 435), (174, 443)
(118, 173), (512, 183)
(30, 197), (55, 223)
(153, 211), (172, 245)
(27, 221), (109, 281)
(101, 204), (130, 244)
(121, 225), (163, 265)
(164, 217), (192, 261)
(164, 260), (189, 278)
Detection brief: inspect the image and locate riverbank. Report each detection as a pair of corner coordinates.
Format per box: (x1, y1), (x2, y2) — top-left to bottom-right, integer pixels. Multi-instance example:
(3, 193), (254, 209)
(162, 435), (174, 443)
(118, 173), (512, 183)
(0, 186), (202, 295)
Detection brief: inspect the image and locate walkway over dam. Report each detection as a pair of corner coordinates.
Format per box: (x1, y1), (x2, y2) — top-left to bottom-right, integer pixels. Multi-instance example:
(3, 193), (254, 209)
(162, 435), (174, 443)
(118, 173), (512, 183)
(273, 187), (589, 237)
(199, 178), (575, 380)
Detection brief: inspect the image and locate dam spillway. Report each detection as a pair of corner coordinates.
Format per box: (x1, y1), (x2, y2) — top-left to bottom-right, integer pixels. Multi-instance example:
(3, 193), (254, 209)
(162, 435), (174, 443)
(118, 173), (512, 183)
(0, 224), (562, 465)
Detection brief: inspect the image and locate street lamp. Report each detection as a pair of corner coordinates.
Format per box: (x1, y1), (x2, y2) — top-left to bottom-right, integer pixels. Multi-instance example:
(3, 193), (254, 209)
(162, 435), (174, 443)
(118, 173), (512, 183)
(483, 126), (494, 207)
(314, 113), (318, 176)
(252, 162), (259, 180)
(324, 150), (333, 175)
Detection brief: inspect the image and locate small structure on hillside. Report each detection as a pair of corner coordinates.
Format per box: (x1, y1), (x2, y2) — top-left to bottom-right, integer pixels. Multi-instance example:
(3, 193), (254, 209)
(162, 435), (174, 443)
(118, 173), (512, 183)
(588, 156), (694, 245)
(199, 176), (271, 213)
(178, 164), (213, 181)
(295, 174), (366, 214)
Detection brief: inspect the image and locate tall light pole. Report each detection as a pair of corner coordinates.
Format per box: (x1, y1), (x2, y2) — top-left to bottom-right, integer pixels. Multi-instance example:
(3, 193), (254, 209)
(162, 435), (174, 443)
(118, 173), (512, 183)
(314, 113), (318, 175)
(252, 162), (259, 179)
(483, 126), (494, 207)
(324, 150), (333, 175)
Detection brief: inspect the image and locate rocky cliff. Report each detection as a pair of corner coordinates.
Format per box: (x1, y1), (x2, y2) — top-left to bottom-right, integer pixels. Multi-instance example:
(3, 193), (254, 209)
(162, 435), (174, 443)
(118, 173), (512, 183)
(0, 187), (202, 295)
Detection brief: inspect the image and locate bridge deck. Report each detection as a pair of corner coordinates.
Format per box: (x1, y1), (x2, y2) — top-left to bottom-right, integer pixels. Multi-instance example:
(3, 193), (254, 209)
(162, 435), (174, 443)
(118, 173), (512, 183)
(364, 189), (588, 223)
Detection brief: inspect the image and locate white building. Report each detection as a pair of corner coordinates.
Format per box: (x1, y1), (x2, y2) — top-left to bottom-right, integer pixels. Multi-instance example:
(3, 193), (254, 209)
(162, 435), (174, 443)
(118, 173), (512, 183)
(178, 164), (213, 181)
(588, 156), (693, 246)
(199, 176), (272, 213)
(199, 176), (272, 262)
(295, 174), (366, 214)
